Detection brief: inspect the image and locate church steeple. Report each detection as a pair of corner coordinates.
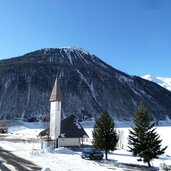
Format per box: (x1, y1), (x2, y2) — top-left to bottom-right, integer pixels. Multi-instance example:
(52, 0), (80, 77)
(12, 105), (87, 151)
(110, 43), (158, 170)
(49, 78), (62, 102)
(49, 77), (62, 142)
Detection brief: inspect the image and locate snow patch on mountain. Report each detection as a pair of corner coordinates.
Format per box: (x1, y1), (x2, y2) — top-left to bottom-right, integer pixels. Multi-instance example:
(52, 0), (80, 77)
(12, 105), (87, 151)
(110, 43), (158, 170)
(76, 69), (96, 100)
(142, 74), (171, 91)
(61, 46), (91, 56)
(63, 48), (73, 64)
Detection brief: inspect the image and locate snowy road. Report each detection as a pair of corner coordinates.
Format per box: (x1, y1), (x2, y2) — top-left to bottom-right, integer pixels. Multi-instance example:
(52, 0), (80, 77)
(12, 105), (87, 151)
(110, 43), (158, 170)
(0, 147), (42, 171)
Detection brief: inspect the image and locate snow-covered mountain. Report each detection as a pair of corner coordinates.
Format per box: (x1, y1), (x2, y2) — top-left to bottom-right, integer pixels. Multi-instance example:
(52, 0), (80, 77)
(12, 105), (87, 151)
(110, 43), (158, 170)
(142, 74), (171, 91)
(0, 47), (171, 121)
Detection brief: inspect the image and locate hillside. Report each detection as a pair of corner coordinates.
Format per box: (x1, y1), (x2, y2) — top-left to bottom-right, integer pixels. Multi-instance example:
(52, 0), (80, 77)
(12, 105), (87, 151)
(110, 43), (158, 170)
(0, 47), (171, 121)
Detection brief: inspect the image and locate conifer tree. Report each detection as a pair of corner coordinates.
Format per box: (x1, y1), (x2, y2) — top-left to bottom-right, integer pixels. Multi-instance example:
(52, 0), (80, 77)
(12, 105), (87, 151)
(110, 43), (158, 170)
(92, 110), (118, 160)
(128, 103), (167, 167)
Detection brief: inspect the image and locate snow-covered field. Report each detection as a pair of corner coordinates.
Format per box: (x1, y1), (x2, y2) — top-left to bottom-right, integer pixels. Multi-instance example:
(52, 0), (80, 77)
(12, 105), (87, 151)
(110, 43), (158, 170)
(0, 121), (171, 171)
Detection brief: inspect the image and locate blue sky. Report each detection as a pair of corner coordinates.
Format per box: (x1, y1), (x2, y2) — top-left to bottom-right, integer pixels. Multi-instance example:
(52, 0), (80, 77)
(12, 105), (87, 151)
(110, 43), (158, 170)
(0, 0), (171, 77)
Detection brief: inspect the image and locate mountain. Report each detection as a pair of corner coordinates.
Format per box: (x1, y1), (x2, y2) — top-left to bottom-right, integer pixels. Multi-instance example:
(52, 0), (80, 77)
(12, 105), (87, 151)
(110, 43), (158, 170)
(142, 74), (171, 91)
(0, 47), (171, 122)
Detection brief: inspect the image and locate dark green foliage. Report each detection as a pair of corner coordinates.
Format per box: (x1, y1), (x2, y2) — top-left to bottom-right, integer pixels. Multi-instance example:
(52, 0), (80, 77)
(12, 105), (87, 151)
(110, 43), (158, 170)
(128, 103), (167, 167)
(92, 110), (118, 160)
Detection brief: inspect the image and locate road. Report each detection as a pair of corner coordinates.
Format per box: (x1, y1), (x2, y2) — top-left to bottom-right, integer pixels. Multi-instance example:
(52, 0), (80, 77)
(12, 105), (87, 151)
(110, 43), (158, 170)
(0, 147), (42, 171)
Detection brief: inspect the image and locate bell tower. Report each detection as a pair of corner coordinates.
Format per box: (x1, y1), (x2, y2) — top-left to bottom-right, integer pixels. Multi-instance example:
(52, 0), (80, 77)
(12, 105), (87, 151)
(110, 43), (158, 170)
(49, 78), (62, 141)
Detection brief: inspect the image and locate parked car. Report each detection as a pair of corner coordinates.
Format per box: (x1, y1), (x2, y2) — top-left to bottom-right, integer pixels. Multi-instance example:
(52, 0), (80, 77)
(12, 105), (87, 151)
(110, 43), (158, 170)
(81, 148), (104, 160)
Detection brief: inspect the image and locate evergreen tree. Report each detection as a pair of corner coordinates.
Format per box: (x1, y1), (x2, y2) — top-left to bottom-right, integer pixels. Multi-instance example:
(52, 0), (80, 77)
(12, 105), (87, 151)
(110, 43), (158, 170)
(92, 110), (118, 160)
(128, 103), (167, 167)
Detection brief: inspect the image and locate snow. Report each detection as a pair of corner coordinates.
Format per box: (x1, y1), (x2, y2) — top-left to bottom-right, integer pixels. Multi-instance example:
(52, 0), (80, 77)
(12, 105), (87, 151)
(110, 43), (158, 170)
(60, 133), (66, 137)
(76, 50), (90, 64)
(62, 47), (91, 56)
(0, 121), (171, 171)
(60, 47), (93, 65)
(41, 168), (51, 171)
(74, 119), (82, 129)
(63, 48), (73, 64)
(76, 69), (96, 101)
(21, 80), (31, 118)
(142, 74), (171, 91)
(92, 57), (108, 69)
(142, 74), (153, 81)
(116, 74), (133, 84)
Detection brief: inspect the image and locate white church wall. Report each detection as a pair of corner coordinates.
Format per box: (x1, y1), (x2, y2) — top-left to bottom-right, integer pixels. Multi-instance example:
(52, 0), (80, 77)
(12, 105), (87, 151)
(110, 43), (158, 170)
(58, 138), (80, 147)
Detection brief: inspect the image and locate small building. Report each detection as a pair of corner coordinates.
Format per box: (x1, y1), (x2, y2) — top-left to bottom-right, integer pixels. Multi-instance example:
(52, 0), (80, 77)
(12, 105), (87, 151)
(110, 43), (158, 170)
(0, 120), (8, 133)
(39, 78), (88, 148)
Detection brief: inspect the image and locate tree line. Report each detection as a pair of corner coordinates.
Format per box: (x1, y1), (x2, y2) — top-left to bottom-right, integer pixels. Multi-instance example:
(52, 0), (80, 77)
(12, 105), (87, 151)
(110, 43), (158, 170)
(92, 102), (167, 167)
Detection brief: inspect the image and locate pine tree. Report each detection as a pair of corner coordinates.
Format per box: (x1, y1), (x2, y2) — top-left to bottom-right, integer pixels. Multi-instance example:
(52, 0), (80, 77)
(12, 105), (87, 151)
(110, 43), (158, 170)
(128, 103), (167, 167)
(92, 110), (118, 160)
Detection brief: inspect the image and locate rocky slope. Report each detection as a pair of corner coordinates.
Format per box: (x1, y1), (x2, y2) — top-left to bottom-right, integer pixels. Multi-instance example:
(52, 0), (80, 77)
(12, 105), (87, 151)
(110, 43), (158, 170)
(0, 47), (171, 122)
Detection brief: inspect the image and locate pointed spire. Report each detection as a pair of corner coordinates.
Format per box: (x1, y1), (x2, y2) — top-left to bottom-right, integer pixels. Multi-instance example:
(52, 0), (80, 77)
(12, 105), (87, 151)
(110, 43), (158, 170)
(49, 78), (62, 102)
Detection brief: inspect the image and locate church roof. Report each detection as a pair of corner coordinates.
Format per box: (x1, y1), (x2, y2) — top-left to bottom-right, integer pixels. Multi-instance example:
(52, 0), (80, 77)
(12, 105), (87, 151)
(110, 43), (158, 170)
(59, 115), (88, 138)
(38, 115), (88, 138)
(49, 78), (62, 102)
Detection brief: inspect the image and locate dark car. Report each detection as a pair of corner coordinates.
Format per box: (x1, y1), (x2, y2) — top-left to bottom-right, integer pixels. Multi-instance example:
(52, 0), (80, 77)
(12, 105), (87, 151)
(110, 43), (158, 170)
(81, 148), (104, 160)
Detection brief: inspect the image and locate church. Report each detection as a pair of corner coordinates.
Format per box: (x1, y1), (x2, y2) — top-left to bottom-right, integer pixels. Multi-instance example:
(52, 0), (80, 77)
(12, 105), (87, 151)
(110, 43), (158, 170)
(39, 78), (88, 148)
